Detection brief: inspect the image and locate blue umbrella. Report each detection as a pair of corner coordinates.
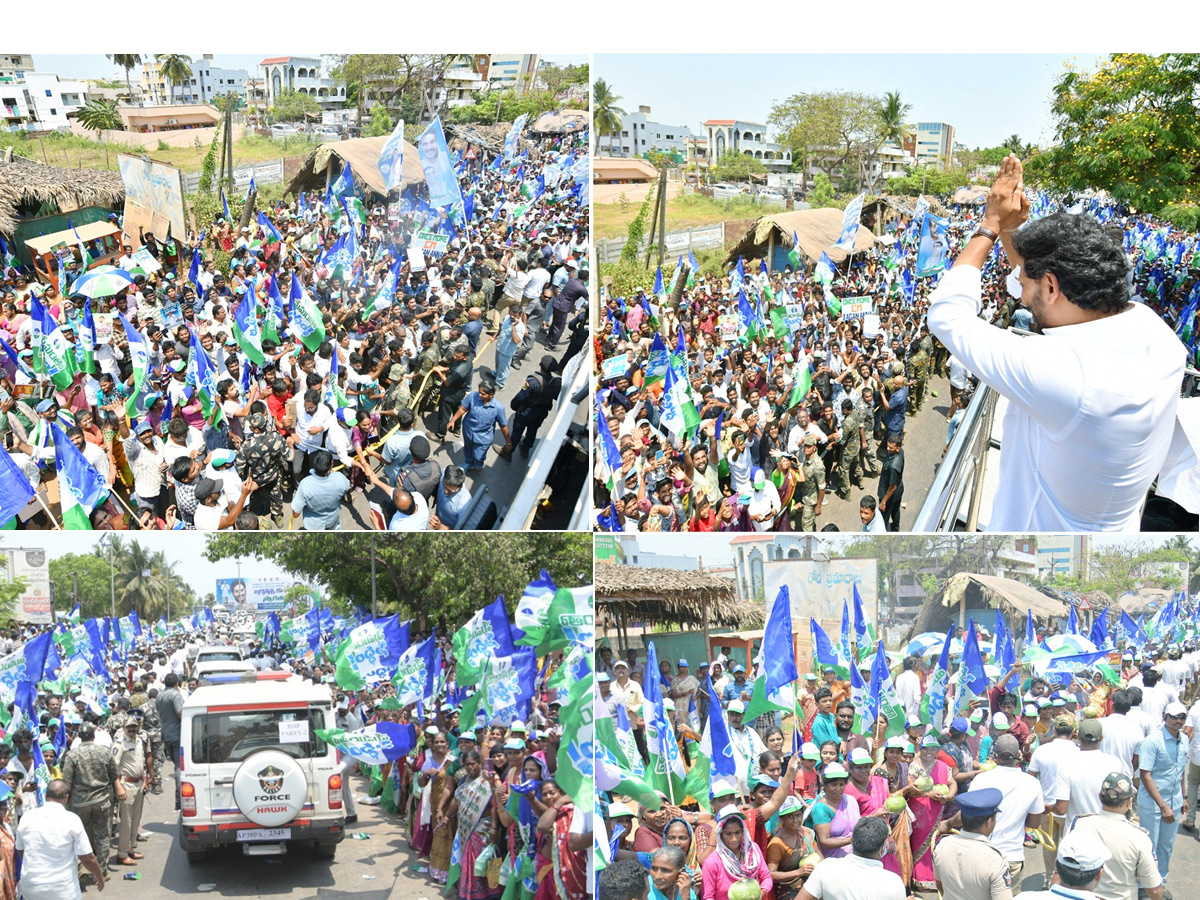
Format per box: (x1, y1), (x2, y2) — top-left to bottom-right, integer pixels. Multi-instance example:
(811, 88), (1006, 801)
(69, 265), (135, 299)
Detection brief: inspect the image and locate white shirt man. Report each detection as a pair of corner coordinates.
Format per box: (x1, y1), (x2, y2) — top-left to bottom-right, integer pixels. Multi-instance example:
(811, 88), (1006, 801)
(1054, 726), (1125, 829)
(1098, 710), (1145, 778)
(726, 701), (766, 796)
(799, 839), (906, 900)
(15, 788), (101, 900)
(927, 259), (1184, 531)
(969, 736), (1045, 864)
(894, 665), (922, 718)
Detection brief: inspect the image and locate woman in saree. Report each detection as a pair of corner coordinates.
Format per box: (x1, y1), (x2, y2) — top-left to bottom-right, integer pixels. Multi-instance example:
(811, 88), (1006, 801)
(770, 448), (800, 531)
(844, 748), (911, 882)
(534, 779), (587, 900)
(441, 750), (501, 900)
(416, 730), (454, 884)
(0, 786), (14, 900)
(808, 763), (858, 859)
(496, 755), (549, 900)
(906, 734), (957, 892)
(699, 807), (772, 900)
(626, 817), (707, 900)
(648, 846), (696, 900)
(764, 796), (820, 900)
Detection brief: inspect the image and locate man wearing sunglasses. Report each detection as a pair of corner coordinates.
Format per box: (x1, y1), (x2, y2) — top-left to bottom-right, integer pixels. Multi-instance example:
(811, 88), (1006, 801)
(1137, 701), (1190, 899)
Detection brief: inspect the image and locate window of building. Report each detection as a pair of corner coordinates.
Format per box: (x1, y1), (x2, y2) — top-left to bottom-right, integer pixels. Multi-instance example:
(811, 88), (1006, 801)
(49, 108), (56, 115)
(665, 134), (673, 140)
(621, 130), (628, 137)
(45, 90), (52, 97)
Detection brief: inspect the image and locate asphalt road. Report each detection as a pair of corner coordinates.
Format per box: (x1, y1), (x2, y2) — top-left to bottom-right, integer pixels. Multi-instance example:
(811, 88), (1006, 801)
(86, 769), (439, 900)
(819, 369), (953, 533)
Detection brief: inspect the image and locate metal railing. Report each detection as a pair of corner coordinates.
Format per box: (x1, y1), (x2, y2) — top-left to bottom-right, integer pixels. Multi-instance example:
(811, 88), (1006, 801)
(911, 382), (999, 532)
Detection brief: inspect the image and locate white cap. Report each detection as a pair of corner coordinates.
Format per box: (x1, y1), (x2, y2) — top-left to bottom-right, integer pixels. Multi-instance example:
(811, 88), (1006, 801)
(727, 700), (745, 714)
(1165, 700), (1187, 717)
(1057, 829), (1113, 870)
(608, 801), (634, 818)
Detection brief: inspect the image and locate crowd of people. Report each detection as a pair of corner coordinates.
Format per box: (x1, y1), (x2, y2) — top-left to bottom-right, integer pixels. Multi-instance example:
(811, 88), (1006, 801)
(0, 571), (594, 899)
(595, 623), (1200, 900)
(0, 120), (590, 532)
(593, 157), (1198, 533)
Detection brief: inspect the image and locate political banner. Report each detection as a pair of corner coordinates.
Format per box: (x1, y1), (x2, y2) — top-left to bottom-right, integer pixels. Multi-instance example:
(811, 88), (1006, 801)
(333, 615), (410, 690)
(5, 548), (51, 624)
(718, 315), (739, 341)
(417, 117), (463, 212)
(916, 213), (951, 277)
(391, 632), (437, 708)
(840, 297), (874, 320)
(215, 578), (300, 615)
(414, 229), (450, 254)
(600, 355), (629, 382)
(377, 117), (407, 193)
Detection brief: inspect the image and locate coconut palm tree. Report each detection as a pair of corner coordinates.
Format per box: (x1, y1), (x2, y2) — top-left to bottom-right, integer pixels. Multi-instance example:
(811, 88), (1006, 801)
(1002, 134), (1023, 155)
(75, 100), (123, 140)
(879, 91), (913, 148)
(113, 540), (186, 621)
(155, 54), (193, 105)
(593, 78), (624, 157)
(106, 54), (142, 105)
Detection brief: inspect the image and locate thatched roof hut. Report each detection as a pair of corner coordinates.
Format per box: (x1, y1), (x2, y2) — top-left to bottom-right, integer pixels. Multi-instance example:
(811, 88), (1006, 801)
(904, 573), (1069, 641)
(0, 155), (125, 236)
(596, 558), (760, 634)
(529, 109), (588, 134)
(952, 186), (989, 206)
(725, 207), (880, 267)
(286, 135), (424, 200)
(446, 122), (520, 156)
(1115, 588), (1175, 618)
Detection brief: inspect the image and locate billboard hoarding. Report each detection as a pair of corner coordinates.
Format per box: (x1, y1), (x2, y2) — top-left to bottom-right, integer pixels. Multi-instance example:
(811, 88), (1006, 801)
(6, 549), (51, 624)
(214, 578), (298, 615)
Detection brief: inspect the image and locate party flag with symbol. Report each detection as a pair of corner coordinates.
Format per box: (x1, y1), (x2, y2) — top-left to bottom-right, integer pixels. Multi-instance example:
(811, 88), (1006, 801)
(50, 423), (105, 529)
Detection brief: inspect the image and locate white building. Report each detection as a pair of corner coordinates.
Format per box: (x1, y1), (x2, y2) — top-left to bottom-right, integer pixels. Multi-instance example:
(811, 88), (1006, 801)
(21, 73), (88, 131)
(432, 56), (485, 111)
(260, 56), (345, 111)
(704, 119), (792, 174)
(914, 121), (955, 164)
(1036, 535), (1092, 580)
(0, 82), (33, 132)
(0, 54), (34, 82)
(612, 107), (692, 158)
(483, 54), (540, 94)
(165, 55), (247, 104)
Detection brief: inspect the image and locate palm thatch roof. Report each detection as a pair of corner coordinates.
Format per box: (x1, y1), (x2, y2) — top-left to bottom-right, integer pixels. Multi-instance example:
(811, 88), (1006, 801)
(904, 573), (1069, 640)
(725, 207), (880, 267)
(952, 186), (989, 205)
(595, 558), (760, 629)
(446, 122), (516, 156)
(1115, 588), (1175, 617)
(0, 155), (125, 236)
(286, 135), (424, 199)
(529, 109), (588, 134)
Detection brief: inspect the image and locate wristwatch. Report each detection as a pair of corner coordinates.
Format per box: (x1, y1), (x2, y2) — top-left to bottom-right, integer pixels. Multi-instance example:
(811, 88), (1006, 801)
(975, 226), (1000, 242)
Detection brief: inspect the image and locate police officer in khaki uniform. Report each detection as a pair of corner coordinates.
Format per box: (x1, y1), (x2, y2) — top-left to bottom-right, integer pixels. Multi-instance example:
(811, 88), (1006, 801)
(933, 787), (1014, 900)
(1069, 772), (1164, 900)
(796, 433), (825, 532)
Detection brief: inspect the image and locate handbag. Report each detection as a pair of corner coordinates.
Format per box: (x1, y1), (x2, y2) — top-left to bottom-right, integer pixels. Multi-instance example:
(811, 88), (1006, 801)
(486, 855), (503, 889)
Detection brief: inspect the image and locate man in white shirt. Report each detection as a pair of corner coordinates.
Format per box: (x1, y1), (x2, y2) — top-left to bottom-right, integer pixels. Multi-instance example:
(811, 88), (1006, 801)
(292, 389), (332, 480)
(1054, 718), (1126, 829)
(15, 779), (106, 900)
(1028, 715), (1081, 882)
(1099, 689), (1145, 778)
(725, 700), (766, 796)
(926, 155), (1184, 531)
(894, 656), (922, 718)
(799, 815), (905, 900)
(968, 735), (1045, 882)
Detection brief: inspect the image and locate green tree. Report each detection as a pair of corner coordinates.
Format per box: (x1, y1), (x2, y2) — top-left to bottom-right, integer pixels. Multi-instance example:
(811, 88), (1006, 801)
(808, 172), (836, 208)
(48, 551), (118, 619)
(770, 90), (883, 191)
(366, 103), (392, 137)
(270, 88), (322, 123)
(75, 100), (122, 139)
(155, 53), (193, 105)
(106, 54), (142, 103)
(109, 538), (194, 621)
(1030, 54), (1200, 212)
(202, 533), (591, 632)
(593, 78), (624, 156)
(709, 151), (767, 184)
(0, 576), (23, 627)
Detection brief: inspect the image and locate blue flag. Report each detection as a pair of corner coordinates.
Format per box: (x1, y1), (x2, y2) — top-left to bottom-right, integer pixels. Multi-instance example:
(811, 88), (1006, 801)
(1120, 610), (1147, 647)
(852, 584), (868, 647)
(221, 190), (231, 222)
(1089, 611), (1110, 649)
(810, 618), (844, 671)
(0, 448), (35, 528)
(1067, 602), (1079, 636)
(51, 423), (106, 528)
(257, 211), (282, 243)
(705, 674), (736, 778)
(23, 632), (57, 684)
(839, 599), (852, 662)
(960, 619), (988, 701)
(1025, 609), (1036, 647)
(762, 586), (798, 694)
(392, 632), (438, 707)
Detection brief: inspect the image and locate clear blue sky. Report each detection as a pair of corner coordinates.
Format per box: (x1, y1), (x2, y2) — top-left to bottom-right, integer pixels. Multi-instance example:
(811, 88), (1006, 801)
(32, 54), (586, 82)
(595, 53), (1107, 150)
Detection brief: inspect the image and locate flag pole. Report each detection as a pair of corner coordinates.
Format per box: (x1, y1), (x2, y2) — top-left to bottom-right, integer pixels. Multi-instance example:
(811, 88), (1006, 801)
(35, 493), (62, 530)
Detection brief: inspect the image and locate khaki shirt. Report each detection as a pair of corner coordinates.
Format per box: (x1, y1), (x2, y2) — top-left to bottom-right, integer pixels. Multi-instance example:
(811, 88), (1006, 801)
(1070, 811), (1162, 900)
(113, 734), (148, 780)
(932, 830), (1013, 900)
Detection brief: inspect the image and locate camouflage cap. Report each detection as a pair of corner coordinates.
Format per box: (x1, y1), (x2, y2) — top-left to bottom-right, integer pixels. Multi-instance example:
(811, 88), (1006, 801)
(1099, 771), (1134, 803)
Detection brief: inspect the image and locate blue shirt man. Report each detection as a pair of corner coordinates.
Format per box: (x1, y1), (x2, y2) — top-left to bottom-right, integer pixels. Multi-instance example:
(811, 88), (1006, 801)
(721, 669), (750, 707)
(1137, 702), (1190, 882)
(449, 384), (510, 470)
(381, 424), (423, 484)
(462, 313), (485, 356)
(433, 466), (472, 530)
(291, 450), (350, 531)
(885, 381), (908, 436)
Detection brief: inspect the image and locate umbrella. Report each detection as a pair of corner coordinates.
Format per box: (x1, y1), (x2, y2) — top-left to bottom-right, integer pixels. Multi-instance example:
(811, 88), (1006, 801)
(69, 265), (135, 299)
(904, 633), (945, 657)
(1044, 635), (1097, 655)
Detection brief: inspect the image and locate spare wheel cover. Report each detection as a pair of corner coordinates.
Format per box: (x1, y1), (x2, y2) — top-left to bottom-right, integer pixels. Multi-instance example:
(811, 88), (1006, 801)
(233, 750), (308, 827)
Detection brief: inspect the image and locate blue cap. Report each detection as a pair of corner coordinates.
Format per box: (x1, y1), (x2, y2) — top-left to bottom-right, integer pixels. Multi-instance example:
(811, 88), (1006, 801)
(950, 716), (970, 734)
(750, 775), (780, 790)
(678, 659), (688, 668)
(957, 787), (1003, 817)
(35, 398), (56, 413)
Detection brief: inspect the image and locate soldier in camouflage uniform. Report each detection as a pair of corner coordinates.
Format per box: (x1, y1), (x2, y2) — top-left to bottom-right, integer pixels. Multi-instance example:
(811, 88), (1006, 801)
(236, 413), (294, 529)
(378, 364), (413, 432)
(931, 332), (950, 378)
(140, 688), (165, 794)
(836, 399), (865, 499)
(797, 434), (826, 531)
(907, 343), (930, 415)
(106, 696), (132, 741)
(63, 722), (120, 877)
(855, 386), (881, 477)
(413, 331), (443, 415)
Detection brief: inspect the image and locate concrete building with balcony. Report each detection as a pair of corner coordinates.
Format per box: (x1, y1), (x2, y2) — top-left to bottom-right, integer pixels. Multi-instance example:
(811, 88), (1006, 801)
(260, 56), (345, 111)
(611, 106), (693, 159)
(146, 55), (247, 104)
(20, 73), (88, 131)
(0, 87), (33, 132)
(432, 57), (486, 110)
(704, 119), (792, 174)
(914, 121), (955, 164)
(480, 54), (540, 94)
(0, 55), (34, 82)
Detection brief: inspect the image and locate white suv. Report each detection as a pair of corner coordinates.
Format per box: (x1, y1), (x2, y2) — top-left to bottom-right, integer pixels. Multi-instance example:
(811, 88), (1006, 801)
(178, 676), (346, 862)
